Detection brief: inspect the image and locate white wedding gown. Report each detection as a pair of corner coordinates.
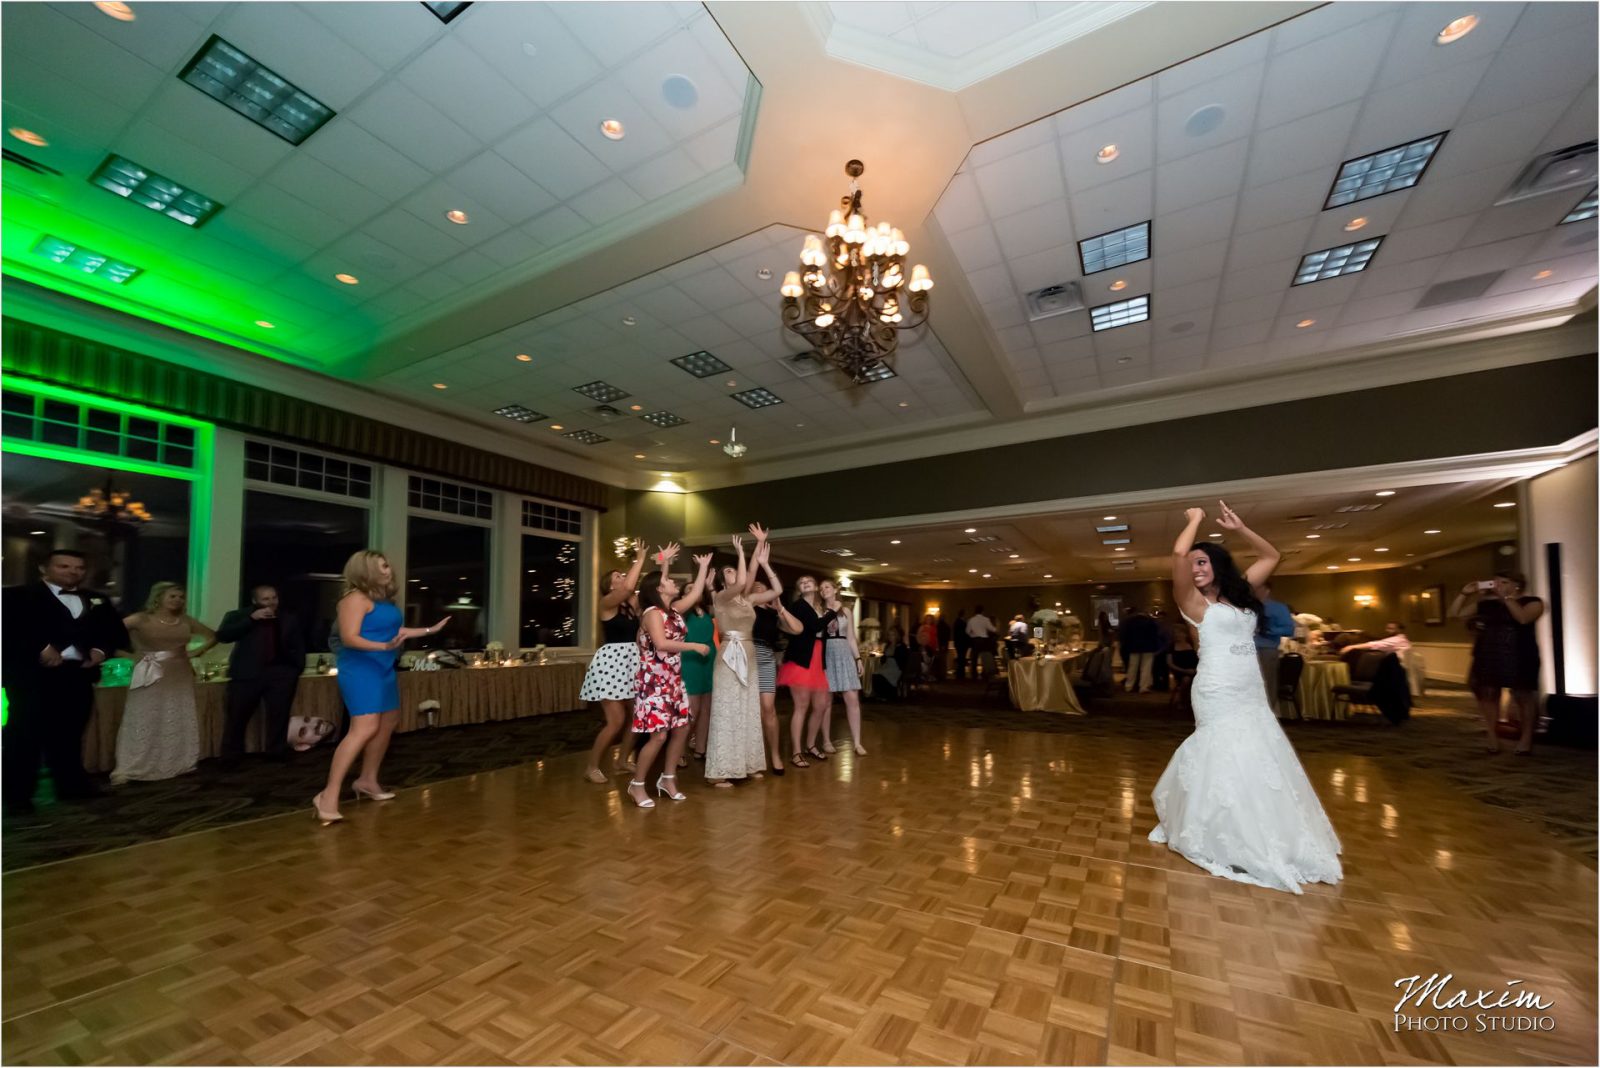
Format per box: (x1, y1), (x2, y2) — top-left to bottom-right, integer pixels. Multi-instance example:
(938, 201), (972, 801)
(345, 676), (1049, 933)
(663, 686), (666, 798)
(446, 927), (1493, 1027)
(1148, 601), (1342, 894)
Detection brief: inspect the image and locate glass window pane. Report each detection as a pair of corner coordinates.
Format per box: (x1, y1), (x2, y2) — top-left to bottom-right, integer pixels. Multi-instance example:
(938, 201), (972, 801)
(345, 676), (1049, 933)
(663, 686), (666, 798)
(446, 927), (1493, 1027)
(241, 489), (370, 663)
(127, 417), (159, 441)
(407, 516), (490, 651)
(86, 408), (120, 433)
(126, 437), (159, 461)
(520, 533), (580, 648)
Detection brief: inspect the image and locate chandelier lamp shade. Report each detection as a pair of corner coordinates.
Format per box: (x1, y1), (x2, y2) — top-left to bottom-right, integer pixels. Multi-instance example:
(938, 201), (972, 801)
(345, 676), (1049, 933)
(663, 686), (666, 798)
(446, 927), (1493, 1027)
(780, 160), (932, 384)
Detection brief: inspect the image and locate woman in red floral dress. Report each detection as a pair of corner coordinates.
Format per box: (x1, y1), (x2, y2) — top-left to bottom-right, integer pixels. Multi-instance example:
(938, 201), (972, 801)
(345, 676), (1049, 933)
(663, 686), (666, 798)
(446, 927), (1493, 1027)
(628, 547), (712, 809)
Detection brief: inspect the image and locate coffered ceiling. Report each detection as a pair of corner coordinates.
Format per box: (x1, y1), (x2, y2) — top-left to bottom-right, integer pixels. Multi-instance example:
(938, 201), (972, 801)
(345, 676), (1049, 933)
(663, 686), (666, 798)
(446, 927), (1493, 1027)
(2, 1), (1594, 489)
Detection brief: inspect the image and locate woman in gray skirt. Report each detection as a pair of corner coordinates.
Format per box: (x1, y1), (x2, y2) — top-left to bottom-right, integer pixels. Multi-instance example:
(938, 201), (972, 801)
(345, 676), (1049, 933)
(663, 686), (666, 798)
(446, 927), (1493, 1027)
(817, 578), (866, 757)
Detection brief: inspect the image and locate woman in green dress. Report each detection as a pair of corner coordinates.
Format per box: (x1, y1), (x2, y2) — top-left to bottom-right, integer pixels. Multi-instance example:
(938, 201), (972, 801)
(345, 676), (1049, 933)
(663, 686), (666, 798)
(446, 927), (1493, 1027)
(683, 582), (716, 760)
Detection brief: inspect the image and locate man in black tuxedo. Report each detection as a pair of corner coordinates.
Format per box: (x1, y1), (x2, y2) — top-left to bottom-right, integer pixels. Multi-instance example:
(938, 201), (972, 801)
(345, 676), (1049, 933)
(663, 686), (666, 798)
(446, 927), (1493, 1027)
(2, 549), (130, 813)
(216, 584), (306, 765)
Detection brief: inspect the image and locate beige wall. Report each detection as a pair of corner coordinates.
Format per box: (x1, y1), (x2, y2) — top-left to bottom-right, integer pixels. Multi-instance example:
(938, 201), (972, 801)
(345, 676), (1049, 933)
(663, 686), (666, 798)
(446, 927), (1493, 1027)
(1527, 452), (1598, 694)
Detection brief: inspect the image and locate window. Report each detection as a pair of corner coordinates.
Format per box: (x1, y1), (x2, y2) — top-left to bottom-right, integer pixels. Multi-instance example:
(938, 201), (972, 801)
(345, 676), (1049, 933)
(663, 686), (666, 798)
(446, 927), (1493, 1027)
(245, 441), (371, 499)
(521, 499), (582, 535)
(240, 490), (369, 658)
(520, 534), (580, 647)
(409, 475), (492, 520)
(406, 516), (489, 650)
(4, 388), (197, 470)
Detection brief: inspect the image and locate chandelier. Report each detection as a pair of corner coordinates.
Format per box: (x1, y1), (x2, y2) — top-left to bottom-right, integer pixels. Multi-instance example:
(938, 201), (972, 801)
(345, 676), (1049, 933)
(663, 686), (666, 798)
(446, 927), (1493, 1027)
(780, 160), (932, 384)
(722, 428), (747, 459)
(75, 479), (151, 529)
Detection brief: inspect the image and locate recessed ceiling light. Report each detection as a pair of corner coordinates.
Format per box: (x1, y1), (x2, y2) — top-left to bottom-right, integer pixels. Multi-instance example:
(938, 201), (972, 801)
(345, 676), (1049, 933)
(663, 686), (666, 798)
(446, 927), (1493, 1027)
(1079, 221), (1150, 274)
(756, 267), (773, 280)
(965, 528), (977, 533)
(968, 568), (978, 573)
(1327, 565), (1340, 570)
(8, 127), (47, 147)
(91, 153), (219, 226)
(1424, 529), (1441, 534)
(1116, 356), (1133, 365)
(1494, 501), (1516, 508)
(550, 424), (564, 431)
(1043, 573), (1053, 579)
(494, 404), (546, 423)
(1325, 133), (1444, 209)
(629, 404), (643, 411)
(29, 530), (47, 536)
(1562, 186), (1598, 224)
(708, 438), (720, 445)
(1109, 279), (1128, 292)
(432, 382), (447, 389)
(599, 119), (625, 141)
(634, 453), (646, 459)
(621, 315), (637, 326)
(335, 272), (360, 285)
(1294, 238), (1382, 285)
(255, 319), (275, 328)
(1375, 547), (1389, 552)
(890, 539), (901, 544)
(515, 353), (532, 362)
(445, 209), (469, 225)
(1209, 532), (1222, 538)
(1344, 217), (1368, 232)
(1348, 557), (1361, 562)
(1103, 516), (1117, 521)
(1436, 13), (1478, 44)
(521, 41), (538, 57)
(181, 36), (335, 146)
(1296, 319), (1316, 328)
(982, 573), (992, 578)
(1306, 534), (1322, 539)
(1090, 294), (1150, 331)
(1532, 269), (1553, 280)
(898, 401), (910, 408)
(31, 235), (142, 283)
(1009, 553), (1019, 559)
(94, 1), (135, 20)
(1114, 547), (1126, 552)
(1376, 490), (1396, 497)
(1096, 144), (1119, 164)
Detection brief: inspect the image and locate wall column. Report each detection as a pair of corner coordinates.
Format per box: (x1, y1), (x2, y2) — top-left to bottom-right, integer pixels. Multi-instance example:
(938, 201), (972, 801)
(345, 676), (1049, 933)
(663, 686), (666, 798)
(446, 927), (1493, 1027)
(1526, 453), (1598, 695)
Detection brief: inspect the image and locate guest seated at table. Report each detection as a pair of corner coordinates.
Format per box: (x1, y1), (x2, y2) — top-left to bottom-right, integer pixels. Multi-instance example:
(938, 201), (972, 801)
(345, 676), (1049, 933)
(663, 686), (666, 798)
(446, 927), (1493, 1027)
(1343, 621), (1411, 656)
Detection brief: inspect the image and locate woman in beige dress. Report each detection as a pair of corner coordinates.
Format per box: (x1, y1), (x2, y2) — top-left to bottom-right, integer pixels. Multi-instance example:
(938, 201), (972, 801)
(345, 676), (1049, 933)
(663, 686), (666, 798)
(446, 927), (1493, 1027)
(705, 529), (783, 786)
(113, 582), (216, 784)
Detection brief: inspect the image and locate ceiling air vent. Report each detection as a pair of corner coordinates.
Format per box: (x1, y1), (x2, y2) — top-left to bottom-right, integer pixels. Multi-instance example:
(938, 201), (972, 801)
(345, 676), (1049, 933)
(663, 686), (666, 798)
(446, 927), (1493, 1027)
(783, 351), (831, 379)
(1495, 140), (1597, 206)
(1414, 271), (1503, 309)
(1024, 282), (1084, 322)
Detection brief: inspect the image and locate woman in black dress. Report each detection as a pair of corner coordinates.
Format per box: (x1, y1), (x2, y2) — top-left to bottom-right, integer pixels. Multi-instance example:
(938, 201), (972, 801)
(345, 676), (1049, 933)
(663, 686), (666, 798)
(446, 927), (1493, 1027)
(1453, 571), (1544, 755)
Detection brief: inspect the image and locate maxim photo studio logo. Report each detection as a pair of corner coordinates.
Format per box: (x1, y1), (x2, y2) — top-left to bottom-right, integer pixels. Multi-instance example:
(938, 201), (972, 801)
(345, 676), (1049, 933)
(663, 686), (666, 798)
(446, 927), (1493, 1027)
(1393, 973), (1556, 1033)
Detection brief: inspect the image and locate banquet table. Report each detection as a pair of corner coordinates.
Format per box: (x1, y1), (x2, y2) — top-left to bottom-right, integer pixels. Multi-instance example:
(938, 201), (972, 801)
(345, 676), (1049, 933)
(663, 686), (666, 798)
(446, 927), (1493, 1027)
(84, 660), (588, 773)
(1007, 655), (1086, 715)
(1295, 659), (1351, 721)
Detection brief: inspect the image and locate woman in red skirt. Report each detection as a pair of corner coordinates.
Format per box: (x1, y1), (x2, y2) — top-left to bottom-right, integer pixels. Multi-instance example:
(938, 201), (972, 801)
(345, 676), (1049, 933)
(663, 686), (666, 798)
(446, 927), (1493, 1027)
(627, 548), (712, 808)
(778, 574), (833, 767)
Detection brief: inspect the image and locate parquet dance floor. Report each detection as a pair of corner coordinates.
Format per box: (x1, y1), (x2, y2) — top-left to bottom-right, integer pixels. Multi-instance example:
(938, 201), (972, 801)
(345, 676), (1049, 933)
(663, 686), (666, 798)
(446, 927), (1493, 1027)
(3, 708), (1594, 1066)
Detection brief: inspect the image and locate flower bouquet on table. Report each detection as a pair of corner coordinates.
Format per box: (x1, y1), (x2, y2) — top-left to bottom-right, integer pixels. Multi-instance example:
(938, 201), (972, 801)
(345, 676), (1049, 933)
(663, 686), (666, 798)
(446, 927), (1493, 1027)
(485, 640), (505, 665)
(533, 643), (548, 665)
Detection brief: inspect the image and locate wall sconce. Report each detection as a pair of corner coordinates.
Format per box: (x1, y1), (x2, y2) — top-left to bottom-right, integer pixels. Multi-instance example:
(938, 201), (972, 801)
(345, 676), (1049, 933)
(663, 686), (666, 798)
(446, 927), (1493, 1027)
(927, 604), (941, 615)
(1353, 593), (1378, 608)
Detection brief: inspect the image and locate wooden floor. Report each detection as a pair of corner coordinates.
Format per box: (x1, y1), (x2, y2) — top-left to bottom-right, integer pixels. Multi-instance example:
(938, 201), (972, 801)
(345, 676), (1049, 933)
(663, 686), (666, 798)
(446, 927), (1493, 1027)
(3, 708), (1595, 1066)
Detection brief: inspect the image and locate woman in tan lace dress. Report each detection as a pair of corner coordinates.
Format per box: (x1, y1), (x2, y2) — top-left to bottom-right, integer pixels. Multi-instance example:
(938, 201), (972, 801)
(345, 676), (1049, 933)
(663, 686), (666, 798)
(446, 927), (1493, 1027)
(112, 582), (215, 784)
(706, 529), (784, 786)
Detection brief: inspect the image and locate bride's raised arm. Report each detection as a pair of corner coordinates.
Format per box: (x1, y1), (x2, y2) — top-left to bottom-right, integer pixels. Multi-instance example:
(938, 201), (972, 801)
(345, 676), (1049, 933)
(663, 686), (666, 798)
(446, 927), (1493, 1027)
(1172, 507), (1209, 620)
(1215, 499), (1280, 593)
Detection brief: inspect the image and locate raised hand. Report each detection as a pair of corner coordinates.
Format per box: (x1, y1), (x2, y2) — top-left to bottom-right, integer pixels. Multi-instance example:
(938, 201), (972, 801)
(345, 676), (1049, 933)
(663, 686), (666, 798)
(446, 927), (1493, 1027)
(1215, 500), (1243, 530)
(693, 552), (714, 571)
(748, 522), (769, 543)
(731, 533), (744, 553)
(633, 538), (649, 559)
(657, 541), (681, 565)
(1184, 506), (1206, 524)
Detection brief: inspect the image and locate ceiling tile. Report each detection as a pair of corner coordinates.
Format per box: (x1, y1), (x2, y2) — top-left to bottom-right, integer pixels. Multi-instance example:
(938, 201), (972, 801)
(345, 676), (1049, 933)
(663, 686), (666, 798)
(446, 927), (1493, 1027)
(1257, 12), (1398, 129)
(347, 80), (482, 172)
(497, 117), (610, 200)
(1153, 138), (1247, 215)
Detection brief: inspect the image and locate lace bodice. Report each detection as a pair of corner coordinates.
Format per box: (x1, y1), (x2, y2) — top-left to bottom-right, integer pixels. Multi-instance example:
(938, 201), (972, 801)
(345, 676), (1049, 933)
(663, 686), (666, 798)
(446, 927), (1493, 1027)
(713, 591), (755, 637)
(128, 615), (194, 655)
(1184, 602), (1265, 728)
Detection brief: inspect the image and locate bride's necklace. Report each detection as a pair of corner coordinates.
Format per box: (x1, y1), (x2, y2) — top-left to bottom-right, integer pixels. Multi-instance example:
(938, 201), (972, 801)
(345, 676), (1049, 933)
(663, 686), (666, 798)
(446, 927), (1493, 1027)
(151, 613), (183, 626)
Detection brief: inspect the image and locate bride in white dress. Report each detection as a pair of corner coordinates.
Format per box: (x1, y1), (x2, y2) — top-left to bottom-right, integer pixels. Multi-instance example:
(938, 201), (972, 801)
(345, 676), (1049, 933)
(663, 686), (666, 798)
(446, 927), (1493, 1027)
(1148, 502), (1342, 894)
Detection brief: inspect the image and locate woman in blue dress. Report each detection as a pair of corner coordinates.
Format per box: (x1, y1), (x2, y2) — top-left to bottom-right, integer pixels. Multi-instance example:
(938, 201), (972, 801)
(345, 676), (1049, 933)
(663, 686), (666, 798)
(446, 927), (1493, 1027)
(312, 550), (448, 825)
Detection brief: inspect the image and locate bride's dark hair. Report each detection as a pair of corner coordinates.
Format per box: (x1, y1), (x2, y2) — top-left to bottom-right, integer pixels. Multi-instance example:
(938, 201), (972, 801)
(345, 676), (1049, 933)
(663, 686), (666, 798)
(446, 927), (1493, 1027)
(1192, 542), (1265, 630)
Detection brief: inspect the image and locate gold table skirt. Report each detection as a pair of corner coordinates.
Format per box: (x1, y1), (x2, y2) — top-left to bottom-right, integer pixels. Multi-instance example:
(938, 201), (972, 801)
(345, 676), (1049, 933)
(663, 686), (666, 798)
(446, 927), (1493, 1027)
(1295, 660), (1351, 722)
(85, 662), (588, 773)
(1006, 657), (1086, 715)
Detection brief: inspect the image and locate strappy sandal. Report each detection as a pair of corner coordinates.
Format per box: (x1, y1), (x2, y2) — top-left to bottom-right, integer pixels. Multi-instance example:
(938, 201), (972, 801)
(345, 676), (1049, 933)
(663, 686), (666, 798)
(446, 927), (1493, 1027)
(791, 753), (810, 769)
(807, 746), (829, 762)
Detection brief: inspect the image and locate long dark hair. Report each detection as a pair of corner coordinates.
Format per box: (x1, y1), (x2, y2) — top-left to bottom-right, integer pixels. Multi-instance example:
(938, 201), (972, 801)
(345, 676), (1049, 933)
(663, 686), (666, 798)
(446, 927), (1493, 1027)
(1192, 542), (1264, 629)
(637, 572), (672, 614)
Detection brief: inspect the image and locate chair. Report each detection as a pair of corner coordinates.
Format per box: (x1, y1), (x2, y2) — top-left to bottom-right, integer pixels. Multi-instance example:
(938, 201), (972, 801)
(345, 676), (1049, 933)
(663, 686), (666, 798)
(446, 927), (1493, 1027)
(1331, 651), (1388, 716)
(1276, 653), (1305, 719)
(1073, 646), (1116, 702)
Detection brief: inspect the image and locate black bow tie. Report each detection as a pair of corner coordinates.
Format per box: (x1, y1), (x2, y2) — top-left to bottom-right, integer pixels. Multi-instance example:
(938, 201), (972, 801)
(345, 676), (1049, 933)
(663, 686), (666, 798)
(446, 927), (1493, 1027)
(57, 589), (83, 598)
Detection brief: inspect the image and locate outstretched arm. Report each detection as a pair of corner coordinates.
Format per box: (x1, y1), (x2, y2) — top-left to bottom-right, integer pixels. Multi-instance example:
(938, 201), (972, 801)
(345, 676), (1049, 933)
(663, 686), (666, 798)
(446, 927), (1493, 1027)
(731, 534), (748, 594)
(1214, 500), (1280, 591)
(602, 539), (650, 610)
(749, 541), (784, 604)
(1171, 507), (1209, 621)
(670, 553), (713, 614)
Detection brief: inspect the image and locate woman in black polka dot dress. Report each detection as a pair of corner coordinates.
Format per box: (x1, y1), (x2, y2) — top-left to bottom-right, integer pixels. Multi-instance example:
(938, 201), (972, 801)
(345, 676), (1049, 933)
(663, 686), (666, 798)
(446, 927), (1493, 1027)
(581, 538), (651, 782)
